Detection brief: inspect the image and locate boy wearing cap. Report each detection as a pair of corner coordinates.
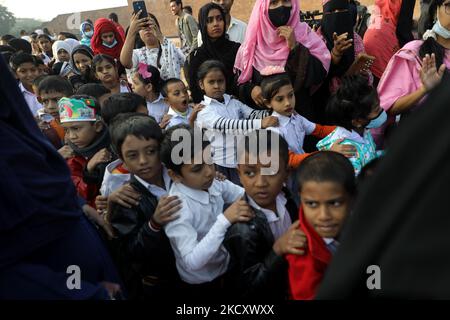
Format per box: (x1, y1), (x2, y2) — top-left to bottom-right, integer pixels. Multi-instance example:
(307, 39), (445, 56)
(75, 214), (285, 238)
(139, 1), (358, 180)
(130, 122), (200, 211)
(59, 95), (113, 208)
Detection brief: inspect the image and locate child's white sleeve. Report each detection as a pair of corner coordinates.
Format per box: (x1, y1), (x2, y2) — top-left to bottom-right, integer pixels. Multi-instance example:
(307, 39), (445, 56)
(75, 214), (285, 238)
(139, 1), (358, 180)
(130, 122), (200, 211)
(164, 198), (232, 272)
(220, 180), (245, 205)
(196, 108), (221, 129)
(299, 115), (317, 135)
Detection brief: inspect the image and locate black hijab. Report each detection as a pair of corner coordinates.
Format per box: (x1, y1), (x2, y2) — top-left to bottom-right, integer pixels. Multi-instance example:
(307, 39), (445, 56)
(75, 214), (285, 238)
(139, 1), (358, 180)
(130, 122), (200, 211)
(316, 74), (450, 299)
(187, 2), (240, 103)
(0, 55), (82, 270)
(321, 0), (355, 77)
(70, 44), (94, 75)
(198, 3), (240, 71)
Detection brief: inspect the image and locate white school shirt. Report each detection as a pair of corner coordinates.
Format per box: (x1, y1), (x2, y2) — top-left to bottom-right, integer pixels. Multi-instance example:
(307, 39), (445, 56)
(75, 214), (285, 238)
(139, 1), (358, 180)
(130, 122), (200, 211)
(197, 16), (247, 46)
(147, 94), (169, 124)
(195, 94), (264, 168)
(134, 166), (172, 200)
(19, 82), (42, 117)
(164, 179), (244, 284)
(268, 111), (316, 154)
(100, 159), (130, 197)
(247, 193), (293, 240)
(166, 106), (193, 129)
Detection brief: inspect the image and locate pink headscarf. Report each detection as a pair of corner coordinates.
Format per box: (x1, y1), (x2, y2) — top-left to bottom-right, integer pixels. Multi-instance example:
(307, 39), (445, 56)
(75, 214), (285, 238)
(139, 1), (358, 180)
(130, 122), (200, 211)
(234, 0), (331, 84)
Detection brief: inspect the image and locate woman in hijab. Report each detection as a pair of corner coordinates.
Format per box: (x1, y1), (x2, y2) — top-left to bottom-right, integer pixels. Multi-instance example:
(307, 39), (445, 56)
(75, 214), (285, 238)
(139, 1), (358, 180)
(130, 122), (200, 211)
(80, 21), (94, 48)
(69, 45), (97, 89)
(0, 55), (121, 299)
(363, 0), (416, 86)
(51, 39), (79, 77)
(185, 2), (241, 103)
(91, 18), (125, 61)
(234, 0), (330, 117)
(317, 0), (374, 94)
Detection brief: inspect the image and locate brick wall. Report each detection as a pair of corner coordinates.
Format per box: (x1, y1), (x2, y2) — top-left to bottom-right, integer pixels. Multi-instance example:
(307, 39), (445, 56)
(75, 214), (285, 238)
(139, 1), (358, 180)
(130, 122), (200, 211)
(42, 1), (420, 38)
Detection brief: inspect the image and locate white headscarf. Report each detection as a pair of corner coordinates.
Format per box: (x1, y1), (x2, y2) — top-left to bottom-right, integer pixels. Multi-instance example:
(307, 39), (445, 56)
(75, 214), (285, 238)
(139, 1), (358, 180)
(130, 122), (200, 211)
(52, 40), (72, 63)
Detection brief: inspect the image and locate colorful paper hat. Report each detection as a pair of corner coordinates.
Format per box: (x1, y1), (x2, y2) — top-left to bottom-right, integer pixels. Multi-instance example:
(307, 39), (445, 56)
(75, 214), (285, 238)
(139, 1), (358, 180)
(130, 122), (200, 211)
(58, 97), (97, 123)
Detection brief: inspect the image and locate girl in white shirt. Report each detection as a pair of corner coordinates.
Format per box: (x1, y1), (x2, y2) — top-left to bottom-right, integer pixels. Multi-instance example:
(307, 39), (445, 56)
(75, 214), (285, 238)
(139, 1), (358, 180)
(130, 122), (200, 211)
(195, 60), (279, 185)
(93, 54), (131, 94)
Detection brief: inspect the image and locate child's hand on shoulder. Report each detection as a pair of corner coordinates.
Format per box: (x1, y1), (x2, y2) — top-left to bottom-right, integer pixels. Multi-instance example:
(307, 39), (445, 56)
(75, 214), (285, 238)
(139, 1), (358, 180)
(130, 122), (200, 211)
(273, 220), (307, 256)
(87, 148), (112, 172)
(262, 116), (279, 129)
(152, 195), (182, 227)
(224, 197), (255, 224)
(192, 103), (205, 115)
(160, 114), (172, 129)
(189, 104), (205, 126)
(109, 183), (141, 208)
(330, 139), (357, 158)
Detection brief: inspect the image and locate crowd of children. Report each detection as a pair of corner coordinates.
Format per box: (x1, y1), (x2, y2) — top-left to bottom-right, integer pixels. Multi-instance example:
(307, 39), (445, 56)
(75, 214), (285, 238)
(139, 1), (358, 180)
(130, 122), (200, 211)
(1, 0), (449, 300)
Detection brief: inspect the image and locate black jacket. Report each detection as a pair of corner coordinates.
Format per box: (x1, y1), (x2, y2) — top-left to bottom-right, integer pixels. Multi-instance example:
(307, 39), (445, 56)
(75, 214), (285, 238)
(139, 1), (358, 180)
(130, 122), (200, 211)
(223, 190), (298, 301)
(109, 175), (180, 300)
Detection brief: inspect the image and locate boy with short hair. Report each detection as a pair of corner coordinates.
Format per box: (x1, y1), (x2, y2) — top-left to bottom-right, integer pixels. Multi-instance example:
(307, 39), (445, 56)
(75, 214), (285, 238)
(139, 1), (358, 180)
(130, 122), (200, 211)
(10, 52), (42, 116)
(161, 125), (252, 299)
(38, 75), (73, 122)
(161, 78), (202, 129)
(99, 93), (150, 199)
(36, 75), (74, 149)
(108, 113), (181, 300)
(58, 95), (113, 208)
(287, 151), (356, 300)
(223, 129), (307, 300)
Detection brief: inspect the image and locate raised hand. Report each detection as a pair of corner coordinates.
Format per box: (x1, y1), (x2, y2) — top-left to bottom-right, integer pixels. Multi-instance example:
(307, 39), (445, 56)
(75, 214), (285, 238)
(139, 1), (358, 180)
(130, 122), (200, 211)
(420, 53), (446, 92)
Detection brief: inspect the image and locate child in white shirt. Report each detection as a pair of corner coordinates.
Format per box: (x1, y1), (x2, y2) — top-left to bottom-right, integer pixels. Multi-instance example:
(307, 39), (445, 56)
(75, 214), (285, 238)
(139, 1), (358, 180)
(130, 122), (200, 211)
(161, 78), (204, 129)
(160, 125), (254, 299)
(195, 60), (279, 184)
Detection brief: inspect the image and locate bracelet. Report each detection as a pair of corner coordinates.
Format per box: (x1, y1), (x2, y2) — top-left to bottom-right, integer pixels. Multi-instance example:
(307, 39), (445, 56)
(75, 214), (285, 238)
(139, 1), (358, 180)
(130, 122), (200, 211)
(149, 216), (162, 231)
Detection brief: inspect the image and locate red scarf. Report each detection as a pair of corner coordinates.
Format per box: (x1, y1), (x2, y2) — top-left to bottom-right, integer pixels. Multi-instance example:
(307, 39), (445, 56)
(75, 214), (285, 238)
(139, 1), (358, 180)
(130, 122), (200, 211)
(91, 18), (124, 60)
(286, 207), (332, 300)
